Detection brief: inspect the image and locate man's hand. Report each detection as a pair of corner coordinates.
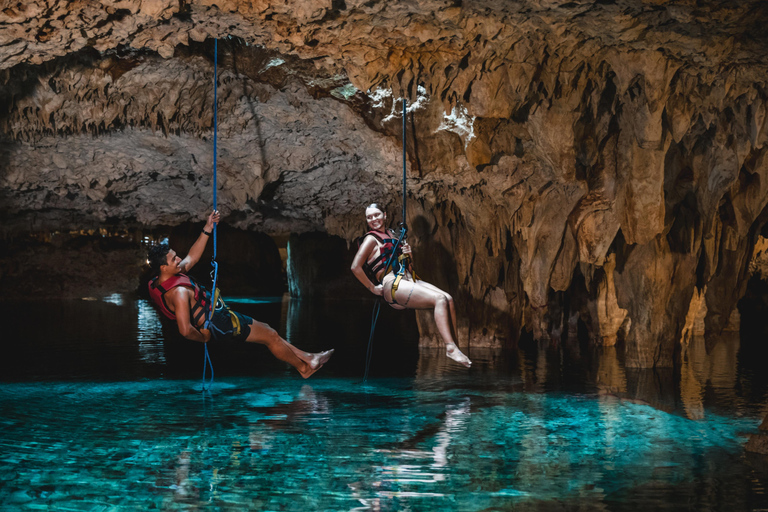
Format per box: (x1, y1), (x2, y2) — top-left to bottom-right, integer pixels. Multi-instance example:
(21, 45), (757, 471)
(200, 328), (211, 343)
(205, 210), (220, 232)
(182, 210), (221, 272)
(401, 241), (412, 255)
(371, 284), (384, 296)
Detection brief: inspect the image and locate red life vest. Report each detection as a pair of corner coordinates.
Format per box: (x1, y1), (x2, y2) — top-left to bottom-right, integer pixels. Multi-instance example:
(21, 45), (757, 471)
(148, 273), (211, 325)
(361, 230), (405, 285)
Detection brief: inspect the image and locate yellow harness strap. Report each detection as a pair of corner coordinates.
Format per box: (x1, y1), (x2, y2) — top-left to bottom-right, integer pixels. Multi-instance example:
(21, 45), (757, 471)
(229, 309), (242, 337)
(211, 288), (242, 337)
(390, 254), (417, 303)
(391, 274), (404, 302)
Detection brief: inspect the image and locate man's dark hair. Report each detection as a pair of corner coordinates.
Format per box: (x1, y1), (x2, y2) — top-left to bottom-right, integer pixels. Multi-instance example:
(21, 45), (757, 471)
(147, 242), (171, 275)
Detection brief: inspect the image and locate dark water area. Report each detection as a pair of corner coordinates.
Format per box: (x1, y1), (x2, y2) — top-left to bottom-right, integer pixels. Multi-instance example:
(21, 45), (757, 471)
(0, 294), (420, 382)
(3, 295), (768, 511)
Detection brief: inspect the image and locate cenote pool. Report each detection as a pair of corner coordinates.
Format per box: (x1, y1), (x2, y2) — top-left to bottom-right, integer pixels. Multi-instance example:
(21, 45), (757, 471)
(2, 294), (768, 511)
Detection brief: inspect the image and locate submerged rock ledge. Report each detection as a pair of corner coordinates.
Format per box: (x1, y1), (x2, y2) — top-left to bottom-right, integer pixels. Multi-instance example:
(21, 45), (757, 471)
(1, 0), (768, 368)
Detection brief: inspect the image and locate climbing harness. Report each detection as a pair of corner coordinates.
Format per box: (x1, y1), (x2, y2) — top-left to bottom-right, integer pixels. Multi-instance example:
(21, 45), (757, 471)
(148, 274), (213, 324)
(389, 253), (418, 305)
(359, 230), (417, 305)
(363, 98), (410, 383)
(201, 38), (220, 392)
(360, 231), (406, 283)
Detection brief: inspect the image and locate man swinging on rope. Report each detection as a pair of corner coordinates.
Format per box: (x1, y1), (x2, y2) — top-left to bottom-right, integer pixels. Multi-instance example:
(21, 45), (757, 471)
(147, 210), (333, 378)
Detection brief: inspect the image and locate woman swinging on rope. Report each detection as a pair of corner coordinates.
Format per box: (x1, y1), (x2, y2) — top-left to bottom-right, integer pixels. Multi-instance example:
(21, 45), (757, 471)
(351, 203), (472, 368)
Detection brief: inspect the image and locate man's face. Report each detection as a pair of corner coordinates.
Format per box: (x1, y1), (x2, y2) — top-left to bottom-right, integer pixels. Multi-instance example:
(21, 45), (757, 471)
(162, 249), (182, 274)
(366, 208), (386, 231)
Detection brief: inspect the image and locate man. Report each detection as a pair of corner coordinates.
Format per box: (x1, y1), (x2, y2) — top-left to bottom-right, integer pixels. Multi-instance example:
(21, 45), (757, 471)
(147, 210), (332, 378)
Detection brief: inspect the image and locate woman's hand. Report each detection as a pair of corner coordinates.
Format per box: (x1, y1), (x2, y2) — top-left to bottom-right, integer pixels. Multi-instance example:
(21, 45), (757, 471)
(401, 241), (412, 255)
(205, 210), (220, 232)
(201, 328), (211, 343)
(371, 284), (384, 296)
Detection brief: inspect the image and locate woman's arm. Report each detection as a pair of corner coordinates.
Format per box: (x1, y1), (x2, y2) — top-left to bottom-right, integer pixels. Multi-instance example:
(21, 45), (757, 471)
(351, 236), (383, 296)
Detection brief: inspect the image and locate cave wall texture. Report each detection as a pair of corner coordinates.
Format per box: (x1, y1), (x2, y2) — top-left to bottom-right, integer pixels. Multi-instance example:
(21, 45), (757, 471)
(1, 0), (768, 368)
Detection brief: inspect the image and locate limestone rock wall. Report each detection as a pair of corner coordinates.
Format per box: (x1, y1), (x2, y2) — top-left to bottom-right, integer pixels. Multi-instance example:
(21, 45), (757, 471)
(1, 1), (768, 367)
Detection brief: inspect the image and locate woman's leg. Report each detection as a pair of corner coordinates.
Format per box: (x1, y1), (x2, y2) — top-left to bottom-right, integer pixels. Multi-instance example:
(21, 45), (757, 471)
(417, 281), (459, 343)
(385, 278), (471, 367)
(245, 320), (334, 378)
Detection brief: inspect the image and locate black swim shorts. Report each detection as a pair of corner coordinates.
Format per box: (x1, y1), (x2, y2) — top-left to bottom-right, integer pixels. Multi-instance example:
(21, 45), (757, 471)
(209, 307), (253, 343)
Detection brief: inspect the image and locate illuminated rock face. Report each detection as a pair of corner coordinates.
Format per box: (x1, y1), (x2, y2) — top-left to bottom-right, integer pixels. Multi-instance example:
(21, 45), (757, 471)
(1, 1), (768, 367)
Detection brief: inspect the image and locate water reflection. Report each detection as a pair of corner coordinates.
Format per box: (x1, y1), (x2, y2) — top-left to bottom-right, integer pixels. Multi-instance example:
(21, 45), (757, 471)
(137, 298), (166, 365)
(4, 294), (768, 421)
(596, 346), (627, 395)
(103, 293), (124, 306)
(680, 333), (749, 419)
(286, 297), (420, 378)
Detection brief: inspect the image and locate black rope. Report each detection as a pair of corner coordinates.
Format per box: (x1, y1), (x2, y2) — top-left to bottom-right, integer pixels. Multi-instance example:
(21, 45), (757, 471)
(362, 98), (408, 383)
(363, 301), (381, 382)
(402, 96), (407, 230)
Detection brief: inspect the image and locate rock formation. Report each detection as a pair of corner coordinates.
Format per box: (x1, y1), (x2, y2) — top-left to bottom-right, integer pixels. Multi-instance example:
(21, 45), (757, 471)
(1, 0), (768, 368)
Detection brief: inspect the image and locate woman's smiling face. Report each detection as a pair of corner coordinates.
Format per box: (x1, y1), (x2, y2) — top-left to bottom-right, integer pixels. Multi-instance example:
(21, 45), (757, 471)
(365, 206), (386, 231)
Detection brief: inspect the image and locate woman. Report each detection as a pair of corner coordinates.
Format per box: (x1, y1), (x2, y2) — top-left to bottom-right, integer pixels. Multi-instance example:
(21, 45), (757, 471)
(351, 203), (471, 367)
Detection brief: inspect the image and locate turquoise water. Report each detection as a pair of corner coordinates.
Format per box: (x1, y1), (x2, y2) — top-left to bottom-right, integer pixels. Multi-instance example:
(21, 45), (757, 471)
(0, 377), (762, 511)
(2, 295), (768, 511)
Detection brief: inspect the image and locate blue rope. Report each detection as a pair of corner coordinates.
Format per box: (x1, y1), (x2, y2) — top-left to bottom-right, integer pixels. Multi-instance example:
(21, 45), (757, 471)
(202, 343), (214, 391)
(209, 37), (219, 303)
(202, 38), (219, 392)
(212, 38), (218, 256)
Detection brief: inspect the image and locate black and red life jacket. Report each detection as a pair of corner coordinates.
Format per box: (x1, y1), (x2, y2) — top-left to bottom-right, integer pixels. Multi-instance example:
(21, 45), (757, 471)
(148, 273), (212, 325)
(361, 230), (406, 285)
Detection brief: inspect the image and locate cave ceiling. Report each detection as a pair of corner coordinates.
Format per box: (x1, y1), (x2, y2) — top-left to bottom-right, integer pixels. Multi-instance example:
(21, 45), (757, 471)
(1, 0), (768, 364)
(1, 0), (766, 234)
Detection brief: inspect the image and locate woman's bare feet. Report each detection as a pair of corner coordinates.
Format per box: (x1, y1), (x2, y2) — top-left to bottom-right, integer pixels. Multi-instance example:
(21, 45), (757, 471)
(446, 343), (471, 367)
(299, 349), (335, 379)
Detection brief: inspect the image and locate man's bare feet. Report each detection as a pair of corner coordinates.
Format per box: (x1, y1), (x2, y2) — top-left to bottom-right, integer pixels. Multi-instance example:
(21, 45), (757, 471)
(446, 343), (471, 367)
(299, 349), (335, 379)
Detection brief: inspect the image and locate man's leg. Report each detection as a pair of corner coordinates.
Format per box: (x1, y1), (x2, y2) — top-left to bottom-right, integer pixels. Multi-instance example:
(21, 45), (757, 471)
(245, 320), (334, 378)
